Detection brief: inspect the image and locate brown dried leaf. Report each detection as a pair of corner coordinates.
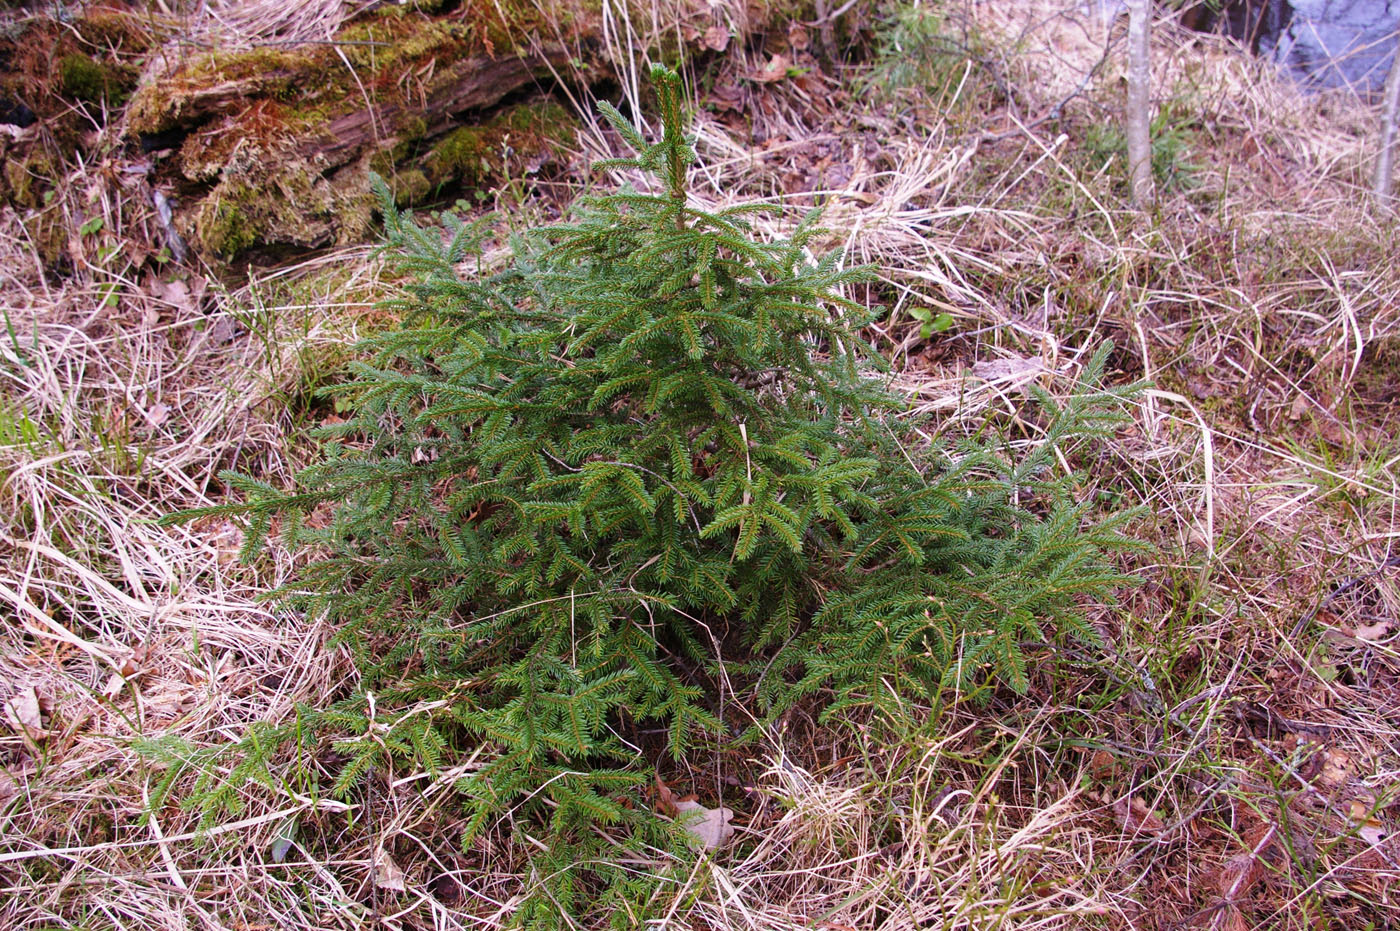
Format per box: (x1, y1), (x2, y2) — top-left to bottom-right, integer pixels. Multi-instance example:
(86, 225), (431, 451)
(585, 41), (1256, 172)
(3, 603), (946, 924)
(709, 81), (744, 113)
(702, 24), (730, 52)
(144, 402), (170, 427)
(150, 277), (192, 314)
(787, 22), (810, 51)
(1088, 749), (1116, 781)
(654, 774), (680, 818)
(1316, 748), (1354, 788)
(1348, 799), (1389, 846)
(751, 54), (791, 84)
(2, 687), (46, 740)
(970, 354), (1044, 382)
(676, 799), (735, 850)
(1353, 619), (1392, 641)
(208, 315), (237, 345)
(373, 847), (406, 891)
(1112, 796), (1165, 836)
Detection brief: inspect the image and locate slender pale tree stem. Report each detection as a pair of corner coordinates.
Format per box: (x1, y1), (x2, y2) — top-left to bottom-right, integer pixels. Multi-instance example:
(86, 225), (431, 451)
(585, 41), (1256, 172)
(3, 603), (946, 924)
(1373, 30), (1400, 213)
(1126, 0), (1154, 209)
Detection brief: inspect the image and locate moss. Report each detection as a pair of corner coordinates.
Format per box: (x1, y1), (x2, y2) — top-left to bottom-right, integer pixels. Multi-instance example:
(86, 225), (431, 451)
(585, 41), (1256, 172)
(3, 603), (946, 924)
(73, 8), (159, 54)
(336, 17), (472, 72)
(21, 209), (68, 268)
(127, 47), (305, 134)
(193, 155), (342, 258)
(391, 168), (432, 206)
(426, 98), (577, 187)
(399, 114), (430, 143)
(428, 124), (496, 185)
(330, 171), (378, 244)
(199, 199), (257, 258)
(58, 53), (137, 106)
(2, 152), (56, 209)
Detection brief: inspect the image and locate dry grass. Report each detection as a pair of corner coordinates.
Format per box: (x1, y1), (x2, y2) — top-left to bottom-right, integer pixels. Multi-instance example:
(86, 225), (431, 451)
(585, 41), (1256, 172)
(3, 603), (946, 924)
(4, 0), (1400, 928)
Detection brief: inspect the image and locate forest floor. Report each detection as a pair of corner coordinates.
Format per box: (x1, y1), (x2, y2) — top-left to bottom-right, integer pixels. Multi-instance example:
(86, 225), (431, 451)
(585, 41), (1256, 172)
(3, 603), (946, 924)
(2, 1), (1399, 928)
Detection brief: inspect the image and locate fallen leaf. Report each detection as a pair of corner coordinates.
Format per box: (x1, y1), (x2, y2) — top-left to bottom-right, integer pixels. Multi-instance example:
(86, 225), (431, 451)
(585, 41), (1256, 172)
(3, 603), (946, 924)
(1348, 799), (1388, 846)
(702, 24), (730, 52)
(709, 81), (745, 113)
(150, 277), (192, 315)
(430, 872), (464, 906)
(751, 54), (791, 84)
(1354, 619), (1392, 641)
(208, 315), (237, 345)
(270, 818), (297, 863)
(144, 402), (170, 427)
(970, 355), (1045, 382)
(1316, 748), (1353, 788)
(373, 847), (406, 891)
(676, 799), (735, 850)
(787, 22), (810, 51)
(1112, 796), (1165, 836)
(2, 687), (46, 741)
(1088, 749), (1116, 781)
(654, 774), (680, 817)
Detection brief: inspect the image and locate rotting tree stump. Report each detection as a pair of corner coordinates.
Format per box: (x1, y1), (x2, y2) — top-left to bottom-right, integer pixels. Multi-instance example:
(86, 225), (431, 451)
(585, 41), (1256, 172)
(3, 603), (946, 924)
(1, 0), (762, 268)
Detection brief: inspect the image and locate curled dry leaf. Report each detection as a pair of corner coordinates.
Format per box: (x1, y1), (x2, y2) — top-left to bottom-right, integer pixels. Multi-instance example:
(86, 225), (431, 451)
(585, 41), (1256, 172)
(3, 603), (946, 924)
(970, 354), (1045, 382)
(2, 687), (46, 741)
(1088, 749), (1116, 781)
(751, 54), (791, 84)
(373, 846), (406, 891)
(1316, 748), (1354, 788)
(1348, 799), (1389, 846)
(1112, 796), (1165, 836)
(1353, 619), (1392, 641)
(676, 799), (735, 851)
(702, 24), (730, 52)
(654, 774), (680, 818)
(144, 402), (170, 427)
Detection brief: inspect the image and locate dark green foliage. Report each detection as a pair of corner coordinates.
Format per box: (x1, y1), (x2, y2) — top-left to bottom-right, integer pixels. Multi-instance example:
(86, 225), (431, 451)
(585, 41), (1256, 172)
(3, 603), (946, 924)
(157, 66), (1141, 925)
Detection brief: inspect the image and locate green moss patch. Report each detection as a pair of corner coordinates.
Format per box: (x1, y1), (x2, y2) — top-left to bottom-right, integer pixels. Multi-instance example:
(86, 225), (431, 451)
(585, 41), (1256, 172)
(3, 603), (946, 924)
(59, 53), (138, 105)
(426, 99), (577, 189)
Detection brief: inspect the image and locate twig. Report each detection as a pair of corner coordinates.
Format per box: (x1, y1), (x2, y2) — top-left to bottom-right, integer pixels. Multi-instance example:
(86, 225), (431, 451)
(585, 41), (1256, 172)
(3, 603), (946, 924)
(1289, 555), (1400, 637)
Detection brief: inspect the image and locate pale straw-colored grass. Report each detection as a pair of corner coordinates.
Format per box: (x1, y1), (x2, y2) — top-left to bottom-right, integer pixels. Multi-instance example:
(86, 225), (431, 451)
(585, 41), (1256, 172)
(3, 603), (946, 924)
(4, 0), (1400, 927)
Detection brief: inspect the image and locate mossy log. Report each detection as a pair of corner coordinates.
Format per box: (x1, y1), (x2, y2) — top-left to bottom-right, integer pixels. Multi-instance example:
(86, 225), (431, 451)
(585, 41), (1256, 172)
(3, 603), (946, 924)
(2, 0), (759, 265)
(121, 1), (603, 260)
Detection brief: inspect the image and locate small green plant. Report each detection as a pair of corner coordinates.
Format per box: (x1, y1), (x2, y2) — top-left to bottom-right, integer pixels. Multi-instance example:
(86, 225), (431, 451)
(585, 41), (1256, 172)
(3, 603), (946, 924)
(157, 66), (1141, 926)
(908, 305), (955, 339)
(1084, 105), (1204, 195)
(862, 3), (1001, 113)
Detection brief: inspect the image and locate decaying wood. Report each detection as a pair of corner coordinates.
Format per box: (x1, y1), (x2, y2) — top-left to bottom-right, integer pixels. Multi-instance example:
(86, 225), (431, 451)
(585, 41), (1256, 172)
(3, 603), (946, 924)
(300, 46), (573, 168)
